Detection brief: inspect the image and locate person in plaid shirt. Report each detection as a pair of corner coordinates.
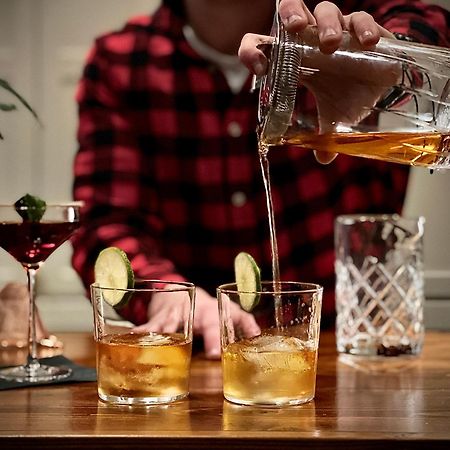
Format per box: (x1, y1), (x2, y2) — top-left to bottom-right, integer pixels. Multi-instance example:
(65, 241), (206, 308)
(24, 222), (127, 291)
(73, 0), (449, 358)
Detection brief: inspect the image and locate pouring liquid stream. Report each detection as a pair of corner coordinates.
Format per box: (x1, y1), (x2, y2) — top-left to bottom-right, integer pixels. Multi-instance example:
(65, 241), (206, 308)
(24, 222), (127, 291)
(258, 3), (284, 324)
(258, 143), (284, 329)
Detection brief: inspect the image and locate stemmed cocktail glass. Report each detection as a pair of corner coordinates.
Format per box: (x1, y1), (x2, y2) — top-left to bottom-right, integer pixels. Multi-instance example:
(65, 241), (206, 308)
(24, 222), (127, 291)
(0, 202), (82, 382)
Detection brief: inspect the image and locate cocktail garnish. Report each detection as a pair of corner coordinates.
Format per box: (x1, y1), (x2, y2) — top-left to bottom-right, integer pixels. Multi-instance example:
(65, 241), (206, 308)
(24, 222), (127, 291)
(14, 193), (46, 222)
(234, 252), (262, 312)
(94, 247), (135, 308)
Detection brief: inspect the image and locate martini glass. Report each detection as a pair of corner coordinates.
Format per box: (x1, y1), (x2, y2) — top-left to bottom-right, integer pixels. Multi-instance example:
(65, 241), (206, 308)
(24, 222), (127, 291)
(0, 202), (82, 382)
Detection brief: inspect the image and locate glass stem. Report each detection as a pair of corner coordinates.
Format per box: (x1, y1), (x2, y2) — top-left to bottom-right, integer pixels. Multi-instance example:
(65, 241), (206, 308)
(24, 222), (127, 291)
(26, 267), (40, 370)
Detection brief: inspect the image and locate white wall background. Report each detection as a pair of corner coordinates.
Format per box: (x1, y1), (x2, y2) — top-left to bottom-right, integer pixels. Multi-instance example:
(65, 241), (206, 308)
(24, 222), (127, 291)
(0, 0), (161, 330)
(0, 0), (449, 331)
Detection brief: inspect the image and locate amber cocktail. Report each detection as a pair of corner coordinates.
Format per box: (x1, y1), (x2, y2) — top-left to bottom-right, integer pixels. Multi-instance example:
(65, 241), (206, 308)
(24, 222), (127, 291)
(222, 334), (317, 405)
(218, 281), (322, 407)
(96, 332), (191, 401)
(91, 280), (195, 405)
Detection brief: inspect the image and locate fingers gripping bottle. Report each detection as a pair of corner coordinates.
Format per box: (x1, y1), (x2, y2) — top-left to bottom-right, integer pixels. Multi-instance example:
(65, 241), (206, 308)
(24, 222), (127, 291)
(256, 7), (450, 169)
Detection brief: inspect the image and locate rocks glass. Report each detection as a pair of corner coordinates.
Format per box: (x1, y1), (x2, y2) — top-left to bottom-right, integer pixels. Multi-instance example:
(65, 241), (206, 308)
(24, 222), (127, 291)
(217, 281), (322, 407)
(91, 280), (195, 405)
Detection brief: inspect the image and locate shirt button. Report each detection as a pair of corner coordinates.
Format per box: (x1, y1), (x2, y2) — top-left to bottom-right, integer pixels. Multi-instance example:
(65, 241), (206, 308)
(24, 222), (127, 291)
(231, 191), (247, 207)
(227, 121), (242, 138)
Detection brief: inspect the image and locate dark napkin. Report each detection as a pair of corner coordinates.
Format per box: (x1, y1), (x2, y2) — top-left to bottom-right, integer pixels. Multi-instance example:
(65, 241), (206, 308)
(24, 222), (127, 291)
(0, 355), (96, 390)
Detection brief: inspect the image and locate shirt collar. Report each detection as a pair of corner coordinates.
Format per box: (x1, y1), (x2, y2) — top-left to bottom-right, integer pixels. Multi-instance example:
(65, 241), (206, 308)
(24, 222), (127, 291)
(182, 25), (249, 93)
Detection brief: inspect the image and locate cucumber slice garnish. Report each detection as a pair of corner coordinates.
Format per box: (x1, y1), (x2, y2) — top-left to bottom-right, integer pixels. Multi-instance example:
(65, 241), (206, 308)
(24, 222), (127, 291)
(94, 247), (135, 308)
(234, 252), (262, 312)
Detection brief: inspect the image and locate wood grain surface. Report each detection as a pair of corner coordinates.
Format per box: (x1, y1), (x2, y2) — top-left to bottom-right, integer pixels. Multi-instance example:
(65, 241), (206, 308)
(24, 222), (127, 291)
(0, 331), (449, 449)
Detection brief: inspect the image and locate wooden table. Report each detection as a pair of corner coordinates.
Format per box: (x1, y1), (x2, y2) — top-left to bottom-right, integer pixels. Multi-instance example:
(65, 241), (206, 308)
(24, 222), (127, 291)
(0, 331), (449, 449)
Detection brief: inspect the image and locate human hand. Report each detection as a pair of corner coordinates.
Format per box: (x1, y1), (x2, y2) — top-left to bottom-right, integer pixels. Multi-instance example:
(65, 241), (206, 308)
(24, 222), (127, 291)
(133, 286), (260, 360)
(278, 0), (393, 52)
(240, 0), (393, 75)
(239, 0), (395, 164)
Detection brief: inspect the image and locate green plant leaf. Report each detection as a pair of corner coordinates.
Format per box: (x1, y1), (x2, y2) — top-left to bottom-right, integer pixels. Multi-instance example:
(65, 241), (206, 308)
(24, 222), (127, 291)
(0, 103), (17, 112)
(0, 78), (40, 123)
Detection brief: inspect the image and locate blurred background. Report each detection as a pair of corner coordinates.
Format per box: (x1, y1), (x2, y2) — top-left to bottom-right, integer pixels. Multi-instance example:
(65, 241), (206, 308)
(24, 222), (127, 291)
(0, 0), (449, 332)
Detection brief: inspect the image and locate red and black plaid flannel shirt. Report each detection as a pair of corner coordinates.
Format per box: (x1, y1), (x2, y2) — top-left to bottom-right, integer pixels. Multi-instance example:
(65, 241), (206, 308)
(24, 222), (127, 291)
(72, 0), (450, 327)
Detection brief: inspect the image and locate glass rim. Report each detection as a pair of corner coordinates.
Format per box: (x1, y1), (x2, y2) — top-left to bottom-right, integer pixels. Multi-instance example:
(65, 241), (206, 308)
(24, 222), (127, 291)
(217, 281), (323, 295)
(336, 213), (425, 225)
(0, 201), (84, 208)
(91, 279), (195, 293)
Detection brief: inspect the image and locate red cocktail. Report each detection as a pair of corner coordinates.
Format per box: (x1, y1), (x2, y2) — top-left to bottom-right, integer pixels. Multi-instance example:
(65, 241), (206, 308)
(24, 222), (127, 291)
(0, 201), (82, 382)
(0, 221), (79, 268)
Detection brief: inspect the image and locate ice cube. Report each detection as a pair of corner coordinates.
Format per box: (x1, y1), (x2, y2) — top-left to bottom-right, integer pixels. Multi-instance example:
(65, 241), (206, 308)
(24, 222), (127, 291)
(240, 335), (310, 372)
(247, 335), (305, 353)
(136, 335), (189, 369)
(136, 333), (174, 346)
